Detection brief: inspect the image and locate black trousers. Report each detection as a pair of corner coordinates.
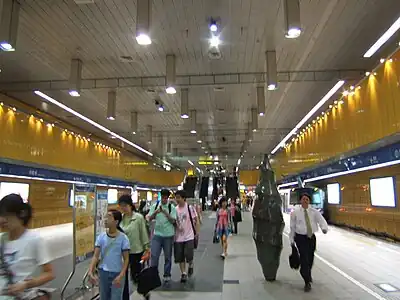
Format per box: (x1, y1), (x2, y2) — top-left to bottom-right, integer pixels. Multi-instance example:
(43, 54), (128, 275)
(123, 252), (144, 300)
(233, 221), (238, 234)
(294, 234), (316, 284)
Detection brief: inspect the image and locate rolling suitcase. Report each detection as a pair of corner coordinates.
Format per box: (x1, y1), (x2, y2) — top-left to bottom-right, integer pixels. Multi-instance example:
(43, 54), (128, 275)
(137, 261), (161, 299)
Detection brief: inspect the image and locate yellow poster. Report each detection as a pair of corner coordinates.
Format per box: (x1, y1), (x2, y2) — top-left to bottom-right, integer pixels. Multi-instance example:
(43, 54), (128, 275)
(74, 185), (96, 263)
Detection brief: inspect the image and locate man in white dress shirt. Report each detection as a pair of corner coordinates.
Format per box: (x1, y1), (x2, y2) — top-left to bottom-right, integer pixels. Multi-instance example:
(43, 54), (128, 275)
(289, 192), (328, 292)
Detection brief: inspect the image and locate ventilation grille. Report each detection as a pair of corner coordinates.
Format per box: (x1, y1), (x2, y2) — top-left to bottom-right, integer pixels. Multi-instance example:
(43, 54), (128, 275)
(119, 55), (135, 63)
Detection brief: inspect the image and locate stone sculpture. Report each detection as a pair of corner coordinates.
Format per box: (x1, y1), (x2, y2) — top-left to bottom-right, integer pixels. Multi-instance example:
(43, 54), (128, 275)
(252, 154), (285, 281)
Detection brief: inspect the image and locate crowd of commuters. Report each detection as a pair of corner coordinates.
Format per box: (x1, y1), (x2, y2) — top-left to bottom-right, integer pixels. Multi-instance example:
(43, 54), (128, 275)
(0, 189), (330, 298)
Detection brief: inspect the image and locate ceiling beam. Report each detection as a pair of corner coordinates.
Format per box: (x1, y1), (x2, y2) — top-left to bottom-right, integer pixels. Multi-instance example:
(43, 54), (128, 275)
(0, 69), (365, 92)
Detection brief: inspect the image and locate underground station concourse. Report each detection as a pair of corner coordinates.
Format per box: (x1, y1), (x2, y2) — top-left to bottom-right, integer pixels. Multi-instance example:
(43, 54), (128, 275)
(1, 1), (400, 300)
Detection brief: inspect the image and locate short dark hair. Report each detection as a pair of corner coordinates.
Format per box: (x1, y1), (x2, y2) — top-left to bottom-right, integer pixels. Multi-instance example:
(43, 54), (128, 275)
(160, 189), (171, 197)
(0, 194), (32, 226)
(175, 190), (186, 199)
(118, 194), (137, 211)
(299, 192), (312, 201)
(219, 196), (227, 207)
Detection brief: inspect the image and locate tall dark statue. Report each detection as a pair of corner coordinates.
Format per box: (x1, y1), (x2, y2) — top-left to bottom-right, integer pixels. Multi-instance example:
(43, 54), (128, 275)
(252, 154), (285, 281)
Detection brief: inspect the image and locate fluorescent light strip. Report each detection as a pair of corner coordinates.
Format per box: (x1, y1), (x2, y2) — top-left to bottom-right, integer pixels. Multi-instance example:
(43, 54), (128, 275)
(34, 91), (153, 157)
(237, 158), (241, 165)
(0, 173), (132, 189)
(277, 159), (400, 189)
(271, 80), (345, 154)
(277, 181), (298, 188)
(136, 187), (160, 191)
(188, 160), (194, 166)
(363, 16), (400, 58)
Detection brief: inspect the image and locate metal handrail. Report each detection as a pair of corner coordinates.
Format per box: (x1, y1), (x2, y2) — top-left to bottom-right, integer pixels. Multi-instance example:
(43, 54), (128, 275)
(61, 205), (76, 300)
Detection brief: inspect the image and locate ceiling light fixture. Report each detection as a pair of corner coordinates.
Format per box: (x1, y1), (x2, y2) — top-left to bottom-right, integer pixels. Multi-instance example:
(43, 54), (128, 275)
(257, 86), (266, 116)
(107, 91), (117, 120)
(210, 23), (218, 32)
(188, 160), (194, 166)
(266, 51), (278, 90)
(363, 16), (400, 58)
(0, 0), (19, 52)
(271, 80), (345, 154)
(130, 111), (138, 135)
(283, 0), (301, 39)
(251, 108), (258, 132)
(136, 0), (152, 45)
(190, 110), (197, 134)
(210, 35), (220, 48)
(166, 54), (177, 94)
(180, 88), (189, 119)
(34, 91), (153, 157)
(68, 59), (82, 97)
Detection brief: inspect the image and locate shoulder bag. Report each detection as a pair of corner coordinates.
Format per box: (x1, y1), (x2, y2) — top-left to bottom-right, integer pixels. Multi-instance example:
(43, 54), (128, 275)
(187, 205), (198, 249)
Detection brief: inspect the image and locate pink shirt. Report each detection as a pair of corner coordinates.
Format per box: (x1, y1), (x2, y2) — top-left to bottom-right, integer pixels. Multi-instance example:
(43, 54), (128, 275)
(175, 203), (197, 242)
(217, 208), (229, 229)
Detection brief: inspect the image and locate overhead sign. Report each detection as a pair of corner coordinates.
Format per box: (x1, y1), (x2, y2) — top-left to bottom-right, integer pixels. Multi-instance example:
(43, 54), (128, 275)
(124, 161), (149, 166)
(198, 161), (213, 165)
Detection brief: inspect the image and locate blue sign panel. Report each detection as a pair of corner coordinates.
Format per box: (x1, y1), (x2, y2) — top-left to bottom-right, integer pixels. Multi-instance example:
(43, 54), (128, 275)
(279, 140), (400, 184)
(0, 161), (135, 187)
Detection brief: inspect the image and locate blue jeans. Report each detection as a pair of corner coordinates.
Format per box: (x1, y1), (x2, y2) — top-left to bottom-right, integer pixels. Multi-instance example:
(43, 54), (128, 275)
(150, 235), (174, 277)
(99, 269), (125, 300)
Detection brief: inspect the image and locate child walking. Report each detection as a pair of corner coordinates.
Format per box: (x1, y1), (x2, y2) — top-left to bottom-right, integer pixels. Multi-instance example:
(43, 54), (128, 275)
(88, 210), (130, 300)
(215, 197), (232, 259)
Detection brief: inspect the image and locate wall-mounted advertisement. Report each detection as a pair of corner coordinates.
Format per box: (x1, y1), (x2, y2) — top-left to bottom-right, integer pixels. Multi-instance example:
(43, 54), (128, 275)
(146, 191), (152, 201)
(74, 184), (96, 264)
(96, 190), (108, 237)
(370, 177), (396, 207)
(0, 182), (30, 203)
(327, 183), (341, 205)
(107, 188), (118, 204)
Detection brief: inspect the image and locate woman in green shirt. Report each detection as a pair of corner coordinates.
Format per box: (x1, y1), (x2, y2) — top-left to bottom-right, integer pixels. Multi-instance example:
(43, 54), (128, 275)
(118, 195), (150, 300)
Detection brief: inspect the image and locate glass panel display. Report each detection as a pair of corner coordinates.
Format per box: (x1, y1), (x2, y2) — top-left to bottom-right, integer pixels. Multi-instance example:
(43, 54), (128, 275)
(327, 183), (340, 205)
(370, 177), (396, 207)
(0, 182), (30, 203)
(107, 189), (118, 204)
(132, 190), (138, 203)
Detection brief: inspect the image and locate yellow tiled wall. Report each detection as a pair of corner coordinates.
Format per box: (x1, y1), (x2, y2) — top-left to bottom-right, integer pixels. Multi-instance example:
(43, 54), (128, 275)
(0, 94), (184, 186)
(272, 50), (400, 180)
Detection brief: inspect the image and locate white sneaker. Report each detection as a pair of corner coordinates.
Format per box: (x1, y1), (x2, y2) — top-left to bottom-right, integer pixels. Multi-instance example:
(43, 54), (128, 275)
(220, 253), (225, 259)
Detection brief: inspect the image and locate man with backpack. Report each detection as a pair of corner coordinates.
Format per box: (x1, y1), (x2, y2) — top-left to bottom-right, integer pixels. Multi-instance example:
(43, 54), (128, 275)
(148, 189), (177, 284)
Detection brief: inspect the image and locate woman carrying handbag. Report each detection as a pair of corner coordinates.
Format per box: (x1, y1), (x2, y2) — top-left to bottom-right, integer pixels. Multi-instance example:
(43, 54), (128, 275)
(0, 194), (55, 300)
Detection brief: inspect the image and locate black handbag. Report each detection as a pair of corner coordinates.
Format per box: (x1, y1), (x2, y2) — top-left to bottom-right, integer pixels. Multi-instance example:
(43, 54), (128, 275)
(289, 244), (300, 270)
(137, 264), (161, 295)
(212, 231), (220, 244)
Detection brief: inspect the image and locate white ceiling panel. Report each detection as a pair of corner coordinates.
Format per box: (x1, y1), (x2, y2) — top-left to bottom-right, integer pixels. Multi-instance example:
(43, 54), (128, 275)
(1, 0), (400, 170)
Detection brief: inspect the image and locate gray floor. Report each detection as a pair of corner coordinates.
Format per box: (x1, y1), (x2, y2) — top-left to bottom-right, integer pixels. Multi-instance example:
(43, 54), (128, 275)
(155, 211), (224, 293)
(44, 210), (400, 300)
